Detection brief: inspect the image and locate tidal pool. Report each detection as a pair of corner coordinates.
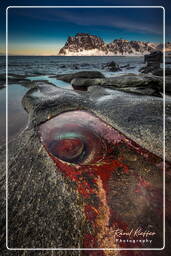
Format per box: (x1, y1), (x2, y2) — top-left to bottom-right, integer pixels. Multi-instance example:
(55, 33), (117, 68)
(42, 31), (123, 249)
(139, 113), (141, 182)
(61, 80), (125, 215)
(26, 75), (72, 89)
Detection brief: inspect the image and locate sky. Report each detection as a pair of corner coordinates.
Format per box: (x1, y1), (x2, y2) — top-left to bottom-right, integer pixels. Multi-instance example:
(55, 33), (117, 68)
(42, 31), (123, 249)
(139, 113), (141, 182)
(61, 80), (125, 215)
(0, 0), (171, 56)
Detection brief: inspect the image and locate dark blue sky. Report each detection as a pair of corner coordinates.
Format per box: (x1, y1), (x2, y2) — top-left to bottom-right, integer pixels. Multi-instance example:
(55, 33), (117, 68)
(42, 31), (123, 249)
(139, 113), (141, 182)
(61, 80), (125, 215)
(0, 0), (170, 55)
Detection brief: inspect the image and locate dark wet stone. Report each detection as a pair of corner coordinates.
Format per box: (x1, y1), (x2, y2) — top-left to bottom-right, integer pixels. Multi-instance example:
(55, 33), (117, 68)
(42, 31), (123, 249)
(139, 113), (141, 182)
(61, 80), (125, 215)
(126, 66), (135, 70)
(139, 65), (159, 74)
(103, 61), (121, 72)
(140, 51), (163, 74)
(71, 74), (163, 96)
(55, 71), (105, 83)
(152, 68), (171, 76)
(151, 68), (163, 76)
(144, 51), (163, 65)
(0, 82), (5, 89)
(120, 64), (135, 70)
(166, 76), (171, 94)
(120, 64), (130, 68)
(73, 64), (79, 69)
(0, 73), (7, 88)
(60, 64), (67, 68)
(79, 63), (91, 67)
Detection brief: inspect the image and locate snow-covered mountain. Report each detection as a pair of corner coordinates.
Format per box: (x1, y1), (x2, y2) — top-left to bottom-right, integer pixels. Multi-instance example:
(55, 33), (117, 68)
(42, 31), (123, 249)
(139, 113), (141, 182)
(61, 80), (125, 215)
(156, 42), (171, 52)
(58, 33), (160, 56)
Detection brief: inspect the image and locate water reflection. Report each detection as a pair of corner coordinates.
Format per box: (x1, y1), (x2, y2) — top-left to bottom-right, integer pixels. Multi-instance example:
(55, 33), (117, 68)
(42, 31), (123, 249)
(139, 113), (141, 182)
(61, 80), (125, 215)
(0, 84), (28, 145)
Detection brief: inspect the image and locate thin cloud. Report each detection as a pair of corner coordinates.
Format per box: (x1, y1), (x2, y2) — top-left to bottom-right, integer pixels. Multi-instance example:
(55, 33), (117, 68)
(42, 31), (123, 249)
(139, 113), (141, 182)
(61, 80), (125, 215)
(52, 10), (163, 36)
(9, 8), (163, 36)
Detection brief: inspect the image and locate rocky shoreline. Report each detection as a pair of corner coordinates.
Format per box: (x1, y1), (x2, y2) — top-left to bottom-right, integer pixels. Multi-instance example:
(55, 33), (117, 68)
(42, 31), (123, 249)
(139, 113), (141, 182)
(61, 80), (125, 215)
(10, 51), (170, 161)
(1, 51), (171, 151)
(1, 55), (171, 97)
(53, 51), (171, 96)
(1, 51), (171, 254)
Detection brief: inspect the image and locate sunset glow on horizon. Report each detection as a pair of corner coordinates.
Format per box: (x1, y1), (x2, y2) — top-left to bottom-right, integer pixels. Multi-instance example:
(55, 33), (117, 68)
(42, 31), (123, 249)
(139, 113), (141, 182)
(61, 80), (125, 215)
(0, 6), (166, 56)
(7, 42), (61, 56)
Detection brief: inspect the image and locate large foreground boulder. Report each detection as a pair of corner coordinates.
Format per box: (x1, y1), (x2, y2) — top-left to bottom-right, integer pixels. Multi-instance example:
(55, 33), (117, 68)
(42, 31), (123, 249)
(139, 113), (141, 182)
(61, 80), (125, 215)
(1, 83), (171, 255)
(21, 82), (171, 162)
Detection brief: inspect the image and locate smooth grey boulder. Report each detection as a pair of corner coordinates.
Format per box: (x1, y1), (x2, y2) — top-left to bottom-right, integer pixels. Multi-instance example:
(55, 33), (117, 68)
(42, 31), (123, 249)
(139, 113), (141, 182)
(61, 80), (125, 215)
(71, 74), (163, 96)
(71, 77), (104, 91)
(55, 71), (105, 83)
(71, 74), (161, 87)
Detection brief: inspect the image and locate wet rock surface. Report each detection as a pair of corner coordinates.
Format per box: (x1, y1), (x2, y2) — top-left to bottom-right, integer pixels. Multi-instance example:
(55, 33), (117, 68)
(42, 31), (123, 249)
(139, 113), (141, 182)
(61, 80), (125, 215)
(139, 64), (159, 74)
(71, 73), (164, 96)
(1, 67), (171, 255)
(1, 82), (170, 254)
(102, 61), (121, 72)
(55, 71), (105, 83)
(21, 82), (171, 161)
(0, 74), (6, 88)
(0, 132), (84, 253)
(144, 50), (163, 65)
(139, 51), (163, 74)
(0, 73), (41, 89)
(166, 76), (171, 93)
(152, 67), (171, 76)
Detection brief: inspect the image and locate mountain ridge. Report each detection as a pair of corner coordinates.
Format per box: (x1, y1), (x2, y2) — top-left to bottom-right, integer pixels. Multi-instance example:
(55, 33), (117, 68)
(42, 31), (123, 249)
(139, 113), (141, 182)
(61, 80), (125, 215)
(58, 33), (170, 56)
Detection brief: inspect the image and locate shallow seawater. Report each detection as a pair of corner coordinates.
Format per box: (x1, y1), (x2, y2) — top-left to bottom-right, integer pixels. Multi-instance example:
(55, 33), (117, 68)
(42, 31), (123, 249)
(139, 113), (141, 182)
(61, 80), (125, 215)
(26, 75), (72, 89)
(0, 84), (28, 144)
(0, 56), (145, 76)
